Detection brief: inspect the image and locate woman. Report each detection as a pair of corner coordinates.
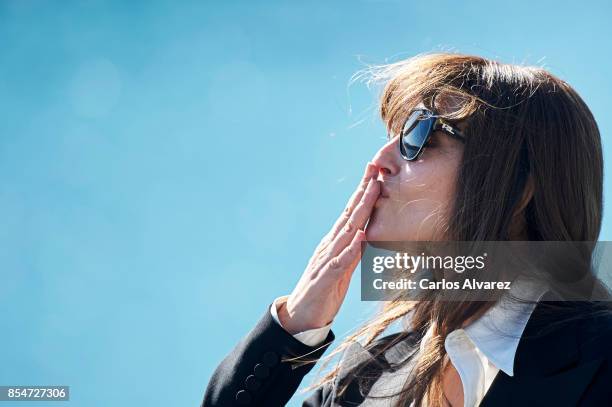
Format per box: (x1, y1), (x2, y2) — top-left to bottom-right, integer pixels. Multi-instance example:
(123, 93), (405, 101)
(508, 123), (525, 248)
(202, 53), (612, 406)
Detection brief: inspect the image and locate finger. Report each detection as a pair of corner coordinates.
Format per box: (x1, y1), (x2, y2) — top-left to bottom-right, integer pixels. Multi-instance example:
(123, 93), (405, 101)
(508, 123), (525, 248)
(326, 229), (367, 278)
(329, 162), (378, 239)
(328, 177), (380, 255)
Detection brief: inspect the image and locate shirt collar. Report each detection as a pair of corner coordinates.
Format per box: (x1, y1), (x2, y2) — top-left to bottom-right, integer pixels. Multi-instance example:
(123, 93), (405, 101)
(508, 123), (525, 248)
(463, 276), (548, 377)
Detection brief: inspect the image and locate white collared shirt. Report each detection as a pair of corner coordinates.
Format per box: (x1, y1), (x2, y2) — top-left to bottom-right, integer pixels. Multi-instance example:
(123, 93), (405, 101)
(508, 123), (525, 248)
(270, 277), (548, 406)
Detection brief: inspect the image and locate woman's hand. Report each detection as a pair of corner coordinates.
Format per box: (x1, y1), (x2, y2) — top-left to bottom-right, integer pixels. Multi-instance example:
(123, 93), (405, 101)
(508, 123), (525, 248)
(278, 162), (381, 334)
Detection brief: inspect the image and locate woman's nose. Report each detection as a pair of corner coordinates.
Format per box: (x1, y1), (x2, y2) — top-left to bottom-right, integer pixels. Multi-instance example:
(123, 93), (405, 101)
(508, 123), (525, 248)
(371, 136), (402, 179)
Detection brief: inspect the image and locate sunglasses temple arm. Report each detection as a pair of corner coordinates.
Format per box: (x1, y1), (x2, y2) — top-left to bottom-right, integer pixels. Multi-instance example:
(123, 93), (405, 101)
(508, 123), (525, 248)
(434, 120), (466, 141)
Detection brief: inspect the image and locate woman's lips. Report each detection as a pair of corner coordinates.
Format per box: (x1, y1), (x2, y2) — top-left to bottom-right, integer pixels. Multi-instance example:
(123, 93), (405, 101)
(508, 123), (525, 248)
(374, 182), (391, 209)
(379, 183), (391, 198)
(374, 195), (388, 209)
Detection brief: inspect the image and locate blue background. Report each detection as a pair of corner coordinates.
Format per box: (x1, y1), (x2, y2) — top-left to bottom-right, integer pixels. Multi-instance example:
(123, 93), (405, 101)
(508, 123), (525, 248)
(0, 1), (610, 406)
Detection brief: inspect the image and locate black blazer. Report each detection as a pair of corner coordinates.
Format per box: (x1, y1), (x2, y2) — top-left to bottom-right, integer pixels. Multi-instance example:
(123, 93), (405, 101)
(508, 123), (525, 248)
(202, 299), (612, 406)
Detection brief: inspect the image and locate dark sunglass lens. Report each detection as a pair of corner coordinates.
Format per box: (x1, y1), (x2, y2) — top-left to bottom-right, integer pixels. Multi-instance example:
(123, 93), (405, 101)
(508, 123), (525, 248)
(400, 112), (431, 160)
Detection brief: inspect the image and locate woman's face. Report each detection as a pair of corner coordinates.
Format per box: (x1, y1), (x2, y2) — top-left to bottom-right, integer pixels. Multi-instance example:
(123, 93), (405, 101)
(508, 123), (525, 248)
(365, 128), (464, 242)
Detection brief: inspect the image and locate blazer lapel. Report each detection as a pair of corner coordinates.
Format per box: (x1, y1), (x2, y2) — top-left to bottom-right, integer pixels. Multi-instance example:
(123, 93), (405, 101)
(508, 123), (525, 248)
(481, 300), (604, 406)
(332, 333), (416, 406)
(332, 340), (389, 406)
(480, 358), (603, 406)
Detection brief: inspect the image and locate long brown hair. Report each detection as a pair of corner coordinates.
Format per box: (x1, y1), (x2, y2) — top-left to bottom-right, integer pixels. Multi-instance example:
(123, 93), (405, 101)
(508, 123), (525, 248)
(300, 52), (604, 406)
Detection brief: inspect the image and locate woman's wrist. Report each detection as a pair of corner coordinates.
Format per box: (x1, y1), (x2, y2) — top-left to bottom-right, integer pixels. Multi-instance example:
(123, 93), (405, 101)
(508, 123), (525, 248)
(277, 299), (303, 334)
(277, 299), (333, 335)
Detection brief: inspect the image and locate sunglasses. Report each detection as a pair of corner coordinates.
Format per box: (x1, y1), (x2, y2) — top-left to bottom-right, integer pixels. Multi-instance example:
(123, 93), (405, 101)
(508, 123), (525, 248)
(392, 108), (466, 161)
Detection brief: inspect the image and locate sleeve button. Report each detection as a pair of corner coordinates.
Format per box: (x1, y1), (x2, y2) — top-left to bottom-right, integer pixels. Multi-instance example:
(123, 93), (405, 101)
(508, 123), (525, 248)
(245, 374), (261, 391)
(262, 351), (279, 367)
(254, 363), (270, 379)
(235, 390), (251, 405)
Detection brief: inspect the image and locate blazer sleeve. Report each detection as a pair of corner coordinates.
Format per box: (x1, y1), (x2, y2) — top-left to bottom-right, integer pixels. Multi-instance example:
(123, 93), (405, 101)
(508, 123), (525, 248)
(202, 301), (336, 407)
